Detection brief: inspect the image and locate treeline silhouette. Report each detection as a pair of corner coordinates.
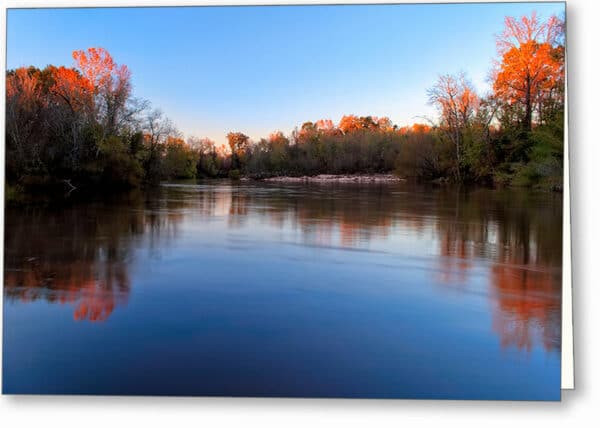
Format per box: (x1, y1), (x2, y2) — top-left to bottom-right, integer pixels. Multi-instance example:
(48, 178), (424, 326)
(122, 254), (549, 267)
(5, 12), (564, 198)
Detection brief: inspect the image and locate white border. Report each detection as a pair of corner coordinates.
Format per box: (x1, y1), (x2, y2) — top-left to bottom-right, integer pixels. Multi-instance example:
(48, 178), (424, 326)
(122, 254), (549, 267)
(561, 29), (573, 388)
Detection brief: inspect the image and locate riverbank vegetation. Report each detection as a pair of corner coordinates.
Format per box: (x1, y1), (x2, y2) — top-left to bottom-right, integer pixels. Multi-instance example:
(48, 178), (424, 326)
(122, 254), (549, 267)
(5, 12), (564, 198)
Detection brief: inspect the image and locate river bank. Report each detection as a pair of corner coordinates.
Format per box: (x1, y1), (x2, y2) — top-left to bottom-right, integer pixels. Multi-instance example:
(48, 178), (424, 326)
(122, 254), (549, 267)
(248, 174), (407, 183)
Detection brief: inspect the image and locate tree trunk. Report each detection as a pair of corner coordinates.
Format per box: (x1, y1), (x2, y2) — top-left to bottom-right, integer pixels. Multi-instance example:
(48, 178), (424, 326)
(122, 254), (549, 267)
(524, 76), (532, 132)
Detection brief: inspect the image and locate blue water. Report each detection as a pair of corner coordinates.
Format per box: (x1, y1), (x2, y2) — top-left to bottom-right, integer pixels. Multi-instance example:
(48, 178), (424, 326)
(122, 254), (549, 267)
(3, 182), (562, 399)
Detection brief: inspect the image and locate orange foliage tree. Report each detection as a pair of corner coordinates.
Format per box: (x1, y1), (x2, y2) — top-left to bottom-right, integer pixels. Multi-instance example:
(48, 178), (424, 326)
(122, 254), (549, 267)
(428, 72), (479, 179)
(226, 132), (250, 170)
(6, 68), (47, 174)
(72, 47), (132, 136)
(50, 66), (94, 114)
(492, 12), (564, 131)
(338, 115), (388, 133)
(314, 119), (336, 133)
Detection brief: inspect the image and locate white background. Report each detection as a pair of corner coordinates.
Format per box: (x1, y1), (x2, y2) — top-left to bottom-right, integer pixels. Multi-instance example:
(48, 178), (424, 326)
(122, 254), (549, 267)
(1, 0), (598, 425)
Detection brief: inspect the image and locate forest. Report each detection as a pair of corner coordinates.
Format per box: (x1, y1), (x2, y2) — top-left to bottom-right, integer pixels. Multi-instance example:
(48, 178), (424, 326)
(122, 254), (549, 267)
(5, 12), (565, 199)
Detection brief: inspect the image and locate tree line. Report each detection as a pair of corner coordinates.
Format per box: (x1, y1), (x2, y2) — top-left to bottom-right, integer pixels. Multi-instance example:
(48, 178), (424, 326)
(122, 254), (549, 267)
(241, 12), (565, 189)
(5, 12), (565, 197)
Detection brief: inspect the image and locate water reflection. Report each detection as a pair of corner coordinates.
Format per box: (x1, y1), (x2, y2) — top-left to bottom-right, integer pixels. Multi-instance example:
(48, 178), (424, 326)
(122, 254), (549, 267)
(429, 190), (562, 353)
(3, 182), (561, 397)
(4, 191), (185, 321)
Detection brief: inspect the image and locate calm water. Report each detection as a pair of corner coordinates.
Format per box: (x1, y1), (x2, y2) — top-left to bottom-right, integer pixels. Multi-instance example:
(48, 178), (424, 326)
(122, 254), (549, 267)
(3, 182), (562, 399)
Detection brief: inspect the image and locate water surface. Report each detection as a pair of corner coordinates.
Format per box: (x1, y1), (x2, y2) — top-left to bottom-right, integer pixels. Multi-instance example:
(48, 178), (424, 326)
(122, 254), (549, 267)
(3, 182), (562, 399)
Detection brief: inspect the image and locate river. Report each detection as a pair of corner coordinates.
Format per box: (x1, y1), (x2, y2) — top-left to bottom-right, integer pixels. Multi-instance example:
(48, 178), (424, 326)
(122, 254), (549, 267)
(3, 181), (562, 399)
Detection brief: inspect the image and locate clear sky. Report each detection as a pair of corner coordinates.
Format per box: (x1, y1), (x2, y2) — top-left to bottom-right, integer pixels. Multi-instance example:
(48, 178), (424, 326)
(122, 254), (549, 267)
(7, 3), (564, 145)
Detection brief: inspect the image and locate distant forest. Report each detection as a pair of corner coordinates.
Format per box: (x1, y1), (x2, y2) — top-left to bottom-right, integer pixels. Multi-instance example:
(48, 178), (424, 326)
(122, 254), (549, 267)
(6, 12), (564, 198)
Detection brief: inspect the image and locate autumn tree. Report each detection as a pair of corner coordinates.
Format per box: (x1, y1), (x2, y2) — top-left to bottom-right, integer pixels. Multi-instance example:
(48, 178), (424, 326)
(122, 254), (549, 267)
(492, 12), (564, 131)
(6, 65), (92, 180)
(5, 68), (47, 177)
(376, 117), (394, 132)
(411, 123), (432, 134)
(227, 132), (250, 170)
(339, 115), (375, 133)
(49, 66), (94, 115)
(5, 47), (191, 191)
(47, 65), (98, 172)
(314, 119), (336, 133)
(337, 115), (394, 134)
(428, 72), (479, 180)
(73, 47), (133, 137)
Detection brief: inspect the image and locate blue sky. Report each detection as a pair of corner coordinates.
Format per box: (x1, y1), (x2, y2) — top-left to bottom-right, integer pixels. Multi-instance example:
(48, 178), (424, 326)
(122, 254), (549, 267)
(7, 3), (564, 145)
